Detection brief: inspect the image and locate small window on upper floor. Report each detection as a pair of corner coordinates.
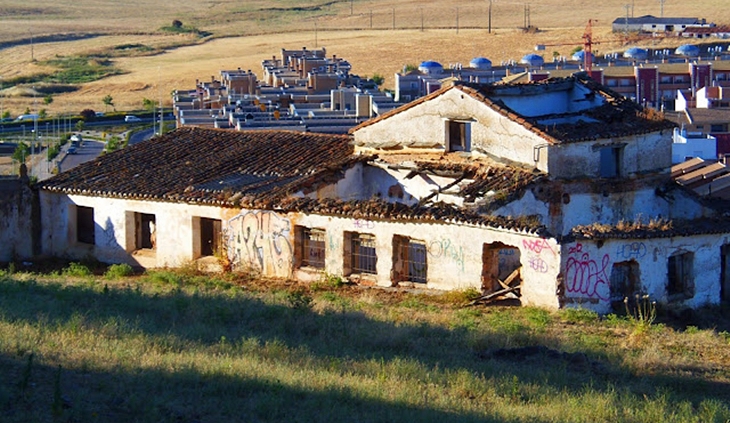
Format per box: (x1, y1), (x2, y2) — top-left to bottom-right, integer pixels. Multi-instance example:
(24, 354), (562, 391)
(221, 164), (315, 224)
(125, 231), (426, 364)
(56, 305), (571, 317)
(599, 145), (623, 178)
(446, 120), (471, 152)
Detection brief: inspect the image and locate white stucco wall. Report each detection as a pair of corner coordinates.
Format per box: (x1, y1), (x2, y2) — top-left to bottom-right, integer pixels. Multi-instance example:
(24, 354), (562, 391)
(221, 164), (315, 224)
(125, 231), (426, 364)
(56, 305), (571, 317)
(547, 131), (671, 180)
(222, 209), (562, 309)
(353, 89), (549, 171)
(561, 234), (727, 314)
(39, 192), (236, 267)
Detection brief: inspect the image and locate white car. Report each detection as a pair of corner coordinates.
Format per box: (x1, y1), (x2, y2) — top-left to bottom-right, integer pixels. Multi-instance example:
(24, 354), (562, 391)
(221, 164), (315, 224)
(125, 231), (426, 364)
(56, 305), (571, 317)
(124, 115), (142, 122)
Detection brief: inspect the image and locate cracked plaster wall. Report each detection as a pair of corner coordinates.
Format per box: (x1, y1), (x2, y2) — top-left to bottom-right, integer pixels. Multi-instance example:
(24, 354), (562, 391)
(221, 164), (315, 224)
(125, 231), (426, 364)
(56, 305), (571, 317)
(561, 234), (726, 314)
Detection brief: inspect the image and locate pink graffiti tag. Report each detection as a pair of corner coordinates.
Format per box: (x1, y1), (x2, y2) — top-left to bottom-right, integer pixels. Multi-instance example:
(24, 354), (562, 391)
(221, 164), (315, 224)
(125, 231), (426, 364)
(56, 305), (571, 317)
(564, 244), (610, 300)
(523, 238), (555, 255)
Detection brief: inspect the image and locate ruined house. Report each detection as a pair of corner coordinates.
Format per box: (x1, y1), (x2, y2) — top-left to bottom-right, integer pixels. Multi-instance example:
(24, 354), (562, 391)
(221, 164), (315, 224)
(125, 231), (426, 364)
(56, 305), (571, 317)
(36, 75), (730, 313)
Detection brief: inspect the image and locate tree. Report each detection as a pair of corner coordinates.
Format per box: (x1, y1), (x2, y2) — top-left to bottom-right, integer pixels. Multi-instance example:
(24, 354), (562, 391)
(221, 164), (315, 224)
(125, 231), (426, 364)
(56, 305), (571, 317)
(142, 97), (155, 111)
(24, 107), (31, 115)
(371, 73), (385, 86)
(75, 120), (85, 132)
(102, 94), (114, 111)
(80, 109), (96, 121)
(404, 64), (418, 72)
(43, 94), (53, 105)
(1, 110), (10, 119)
(172, 19), (183, 29)
(12, 142), (30, 163)
(39, 109), (47, 119)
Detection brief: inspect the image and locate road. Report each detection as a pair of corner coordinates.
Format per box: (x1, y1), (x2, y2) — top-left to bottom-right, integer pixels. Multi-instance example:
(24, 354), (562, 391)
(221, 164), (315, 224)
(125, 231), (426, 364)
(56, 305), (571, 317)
(58, 140), (105, 173)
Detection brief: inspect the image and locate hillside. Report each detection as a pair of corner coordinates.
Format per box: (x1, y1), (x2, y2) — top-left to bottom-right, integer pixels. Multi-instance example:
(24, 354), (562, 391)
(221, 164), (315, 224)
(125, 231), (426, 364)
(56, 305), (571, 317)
(0, 0), (728, 115)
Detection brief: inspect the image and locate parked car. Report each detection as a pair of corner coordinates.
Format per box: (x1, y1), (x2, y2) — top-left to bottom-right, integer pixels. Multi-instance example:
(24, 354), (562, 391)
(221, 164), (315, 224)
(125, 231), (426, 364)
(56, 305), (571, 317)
(15, 114), (39, 121)
(95, 112), (105, 117)
(67, 146), (77, 154)
(124, 115), (142, 122)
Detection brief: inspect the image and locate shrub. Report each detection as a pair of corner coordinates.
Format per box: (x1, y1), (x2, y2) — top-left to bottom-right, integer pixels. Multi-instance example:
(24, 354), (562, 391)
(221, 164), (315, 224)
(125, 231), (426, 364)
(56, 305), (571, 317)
(62, 262), (92, 277)
(105, 263), (134, 279)
(80, 109), (95, 120)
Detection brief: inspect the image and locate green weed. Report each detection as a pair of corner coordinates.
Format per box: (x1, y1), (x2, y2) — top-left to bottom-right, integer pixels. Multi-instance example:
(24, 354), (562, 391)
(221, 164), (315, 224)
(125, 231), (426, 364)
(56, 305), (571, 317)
(62, 262), (92, 278)
(560, 307), (599, 324)
(105, 263), (134, 279)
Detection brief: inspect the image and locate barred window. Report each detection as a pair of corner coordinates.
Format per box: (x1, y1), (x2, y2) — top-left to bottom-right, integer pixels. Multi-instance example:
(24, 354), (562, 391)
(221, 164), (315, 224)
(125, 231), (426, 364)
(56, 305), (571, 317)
(350, 233), (377, 275)
(300, 227), (326, 269)
(392, 236), (427, 284)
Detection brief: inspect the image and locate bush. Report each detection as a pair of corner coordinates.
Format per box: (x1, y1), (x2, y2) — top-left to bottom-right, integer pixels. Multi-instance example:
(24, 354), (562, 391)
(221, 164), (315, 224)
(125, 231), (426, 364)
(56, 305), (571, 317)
(80, 109), (95, 121)
(62, 262), (92, 277)
(105, 263), (134, 279)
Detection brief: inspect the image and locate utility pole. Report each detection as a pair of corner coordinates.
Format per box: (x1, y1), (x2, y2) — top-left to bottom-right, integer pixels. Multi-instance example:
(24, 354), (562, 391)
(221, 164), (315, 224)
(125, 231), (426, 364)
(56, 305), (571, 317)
(456, 7), (459, 34)
(624, 4), (631, 35)
(420, 7), (424, 32)
(370, 10), (373, 29)
(488, 0), (492, 34)
(392, 8), (395, 30)
(659, 0), (665, 18)
(28, 29), (33, 62)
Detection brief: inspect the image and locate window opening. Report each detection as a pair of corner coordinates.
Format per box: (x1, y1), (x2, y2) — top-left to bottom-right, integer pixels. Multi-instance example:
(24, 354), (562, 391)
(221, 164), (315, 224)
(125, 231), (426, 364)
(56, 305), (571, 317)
(347, 232), (377, 275)
(667, 252), (694, 300)
(297, 227), (326, 269)
(200, 218), (221, 257)
(392, 236), (427, 284)
(76, 206), (95, 245)
(134, 213), (157, 250)
(609, 260), (641, 309)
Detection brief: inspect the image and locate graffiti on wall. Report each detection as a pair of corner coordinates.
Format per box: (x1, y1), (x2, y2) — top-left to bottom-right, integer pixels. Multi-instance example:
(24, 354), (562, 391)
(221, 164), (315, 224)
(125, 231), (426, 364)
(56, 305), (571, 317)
(428, 238), (464, 272)
(227, 210), (293, 278)
(615, 242), (647, 259)
(564, 243), (610, 300)
(522, 238), (555, 256)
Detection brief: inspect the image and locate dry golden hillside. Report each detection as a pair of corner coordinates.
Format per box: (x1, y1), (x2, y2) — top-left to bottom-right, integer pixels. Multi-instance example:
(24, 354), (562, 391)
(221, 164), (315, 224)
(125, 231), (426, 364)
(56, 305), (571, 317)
(0, 0), (727, 115)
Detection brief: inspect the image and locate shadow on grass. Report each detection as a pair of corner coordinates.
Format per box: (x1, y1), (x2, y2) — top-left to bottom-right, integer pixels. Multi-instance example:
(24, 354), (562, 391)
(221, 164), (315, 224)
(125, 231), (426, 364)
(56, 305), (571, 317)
(0, 275), (728, 422)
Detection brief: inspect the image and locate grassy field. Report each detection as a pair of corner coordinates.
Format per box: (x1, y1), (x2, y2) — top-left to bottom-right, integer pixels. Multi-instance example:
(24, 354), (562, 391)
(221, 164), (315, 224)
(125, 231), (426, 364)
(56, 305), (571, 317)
(0, 264), (728, 422)
(1, 0), (729, 117)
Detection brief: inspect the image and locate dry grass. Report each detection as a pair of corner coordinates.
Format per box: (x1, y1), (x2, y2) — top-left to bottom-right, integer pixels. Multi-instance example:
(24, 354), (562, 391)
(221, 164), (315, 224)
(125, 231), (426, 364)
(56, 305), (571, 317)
(0, 0), (729, 117)
(0, 266), (728, 422)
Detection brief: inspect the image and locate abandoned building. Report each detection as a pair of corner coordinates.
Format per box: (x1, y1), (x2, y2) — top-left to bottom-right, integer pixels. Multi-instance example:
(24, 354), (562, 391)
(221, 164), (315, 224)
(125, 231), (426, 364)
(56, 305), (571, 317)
(32, 74), (730, 313)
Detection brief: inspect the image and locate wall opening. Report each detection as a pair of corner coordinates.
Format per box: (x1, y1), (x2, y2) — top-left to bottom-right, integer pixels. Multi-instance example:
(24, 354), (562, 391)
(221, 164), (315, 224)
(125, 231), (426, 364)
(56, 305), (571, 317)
(199, 217), (221, 257)
(344, 232), (377, 276)
(76, 205), (95, 245)
(392, 235), (427, 284)
(132, 213), (157, 251)
(481, 242), (521, 293)
(609, 260), (641, 309)
(599, 145), (623, 178)
(667, 251), (695, 301)
(446, 120), (470, 152)
(295, 226), (326, 269)
(721, 245), (730, 302)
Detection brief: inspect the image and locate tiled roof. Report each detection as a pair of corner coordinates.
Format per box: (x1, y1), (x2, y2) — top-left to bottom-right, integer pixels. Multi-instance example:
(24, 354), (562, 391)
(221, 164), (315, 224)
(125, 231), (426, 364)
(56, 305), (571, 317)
(39, 127), (358, 207)
(352, 75), (675, 144)
(279, 197), (549, 235)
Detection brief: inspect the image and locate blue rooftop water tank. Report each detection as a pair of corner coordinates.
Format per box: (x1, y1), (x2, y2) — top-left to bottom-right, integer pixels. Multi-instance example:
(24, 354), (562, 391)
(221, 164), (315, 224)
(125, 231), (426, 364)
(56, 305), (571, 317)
(675, 44), (701, 57)
(418, 61), (443, 75)
(571, 50), (595, 63)
(520, 53), (544, 67)
(469, 57), (492, 70)
(623, 47), (648, 60)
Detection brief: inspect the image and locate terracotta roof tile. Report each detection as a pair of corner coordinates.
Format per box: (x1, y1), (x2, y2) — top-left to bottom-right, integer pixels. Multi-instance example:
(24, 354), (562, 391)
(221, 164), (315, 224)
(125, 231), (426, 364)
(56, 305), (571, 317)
(279, 197), (549, 235)
(39, 127), (358, 206)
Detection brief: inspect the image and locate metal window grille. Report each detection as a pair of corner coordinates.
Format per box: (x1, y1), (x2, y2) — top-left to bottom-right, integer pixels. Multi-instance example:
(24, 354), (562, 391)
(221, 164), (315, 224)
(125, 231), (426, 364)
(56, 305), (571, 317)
(351, 234), (377, 274)
(302, 228), (326, 268)
(404, 240), (427, 283)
